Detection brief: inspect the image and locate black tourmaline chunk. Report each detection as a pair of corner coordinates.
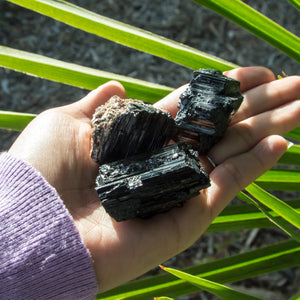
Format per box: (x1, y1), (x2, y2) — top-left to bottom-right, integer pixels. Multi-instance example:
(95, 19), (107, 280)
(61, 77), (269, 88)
(91, 95), (175, 164)
(95, 143), (210, 222)
(174, 69), (244, 153)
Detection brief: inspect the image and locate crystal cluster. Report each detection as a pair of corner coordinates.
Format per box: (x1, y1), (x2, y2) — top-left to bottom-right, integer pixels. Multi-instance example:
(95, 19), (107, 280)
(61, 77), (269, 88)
(96, 143), (210, 221)
(91, 69), (243, 221)
(91, 96), (175, 164)
(174, 69), (243, 153)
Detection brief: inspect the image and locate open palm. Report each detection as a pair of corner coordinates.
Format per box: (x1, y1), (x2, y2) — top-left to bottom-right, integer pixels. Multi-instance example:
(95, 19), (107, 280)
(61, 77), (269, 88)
(9, 66), (300, 292)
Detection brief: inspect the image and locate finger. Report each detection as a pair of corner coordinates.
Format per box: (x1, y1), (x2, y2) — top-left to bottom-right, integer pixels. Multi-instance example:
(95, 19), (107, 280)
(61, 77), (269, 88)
(232, 76), (300, 125)
(118, 135), (288, 272)
(90, 135), (287, 292)
(71, 81), (126, 120)
(153, 84), (187, 117)
(207, 135), (287, 217)
(224, 66), (275, 93)
(209, 99), (300, 165)
(154, 67), (275, 117)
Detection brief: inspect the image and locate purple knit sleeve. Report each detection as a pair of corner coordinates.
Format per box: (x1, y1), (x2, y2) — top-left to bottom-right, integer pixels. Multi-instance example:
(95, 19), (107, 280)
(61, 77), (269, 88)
(0, 153), (98, 299)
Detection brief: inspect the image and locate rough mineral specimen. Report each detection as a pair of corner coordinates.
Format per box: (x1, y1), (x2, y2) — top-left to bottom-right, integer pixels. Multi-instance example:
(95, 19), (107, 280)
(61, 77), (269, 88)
(91, 95), (175, 164)
(95, 143), (210, 222)
(91, 69), (242, 221)
(174, 69), (244, 153)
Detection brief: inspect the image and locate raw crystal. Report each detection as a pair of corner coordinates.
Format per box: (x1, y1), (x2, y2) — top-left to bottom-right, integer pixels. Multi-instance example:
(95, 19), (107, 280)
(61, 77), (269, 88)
(174, 69), (244, 153)
(95, 143), (210, 222)
(90, 69), (243, 221)
(91, 95), (175, 164)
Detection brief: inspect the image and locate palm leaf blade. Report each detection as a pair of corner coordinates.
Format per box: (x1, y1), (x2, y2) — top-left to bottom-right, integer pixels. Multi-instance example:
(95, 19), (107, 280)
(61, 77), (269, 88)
(192, 0), (300, 62)
(0, 111), (36, 131)
(255, 169), (300, 191)
(161, 266), (262, 300)
(0, 45), (172, 102)
(246, 183), (300, 229)
(98, 240), (300, 299)
(6, 0), (238, 71)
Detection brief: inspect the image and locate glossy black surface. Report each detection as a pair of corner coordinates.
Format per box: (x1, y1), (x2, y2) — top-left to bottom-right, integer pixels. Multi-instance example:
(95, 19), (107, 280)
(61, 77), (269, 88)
(174, 69), (243, 152)
(91, 96), (175, 164)
(95, 143), (210, 221)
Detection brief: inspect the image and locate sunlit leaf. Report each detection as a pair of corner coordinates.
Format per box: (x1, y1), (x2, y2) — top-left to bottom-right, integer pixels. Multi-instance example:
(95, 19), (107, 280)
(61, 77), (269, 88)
(208, 198), (300, 233)
(278, 145), (300, 165)
(246, 183), (300, 229)
(192, 0), (300, 62)
(255, 169), (300, 191)
(287, 0), (300, 11)
(6, 0), (238, 71)
(0, 46), (172, 103)
(160, 265), (262, 300)
(98, 240), (300, 299)
(285, 126), (300, 140)
(238, 192), (300, 243)
(0, 110), (36, 131)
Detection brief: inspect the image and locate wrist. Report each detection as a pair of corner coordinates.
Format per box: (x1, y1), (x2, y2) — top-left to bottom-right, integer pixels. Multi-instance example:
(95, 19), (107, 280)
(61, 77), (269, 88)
(0, 153), (98, 298)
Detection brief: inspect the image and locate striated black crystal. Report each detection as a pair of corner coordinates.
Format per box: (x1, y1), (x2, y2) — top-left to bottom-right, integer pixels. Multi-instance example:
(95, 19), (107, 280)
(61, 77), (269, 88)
(95, 143), (210, 222)
(91, 95), (175, 164)
(174, 69), (244, 153)
(90, 69), (243, 221)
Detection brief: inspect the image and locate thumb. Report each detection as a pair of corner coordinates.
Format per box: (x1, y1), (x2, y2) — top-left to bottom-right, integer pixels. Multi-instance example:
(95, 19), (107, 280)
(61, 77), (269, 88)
(71, 81), (126, 120)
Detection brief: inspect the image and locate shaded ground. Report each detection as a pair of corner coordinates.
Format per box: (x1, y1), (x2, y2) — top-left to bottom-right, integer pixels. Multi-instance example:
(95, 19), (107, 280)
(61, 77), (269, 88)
(1, 0), (300, 299)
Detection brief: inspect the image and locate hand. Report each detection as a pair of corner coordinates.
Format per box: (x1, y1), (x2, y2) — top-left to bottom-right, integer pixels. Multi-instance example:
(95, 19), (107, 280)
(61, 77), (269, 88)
(8, 67), (300, 292)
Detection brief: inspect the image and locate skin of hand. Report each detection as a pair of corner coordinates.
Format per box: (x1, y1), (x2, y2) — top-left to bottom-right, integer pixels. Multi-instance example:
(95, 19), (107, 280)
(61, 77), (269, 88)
(8, 67), (300, 293)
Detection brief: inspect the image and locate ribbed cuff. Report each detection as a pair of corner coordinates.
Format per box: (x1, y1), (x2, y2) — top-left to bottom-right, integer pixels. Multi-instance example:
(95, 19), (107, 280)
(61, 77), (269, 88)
(0, 153), (98, 299)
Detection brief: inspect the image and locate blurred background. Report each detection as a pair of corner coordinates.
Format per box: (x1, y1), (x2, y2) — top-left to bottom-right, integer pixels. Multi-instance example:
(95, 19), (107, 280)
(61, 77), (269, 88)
(0, 0), (299, 298)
